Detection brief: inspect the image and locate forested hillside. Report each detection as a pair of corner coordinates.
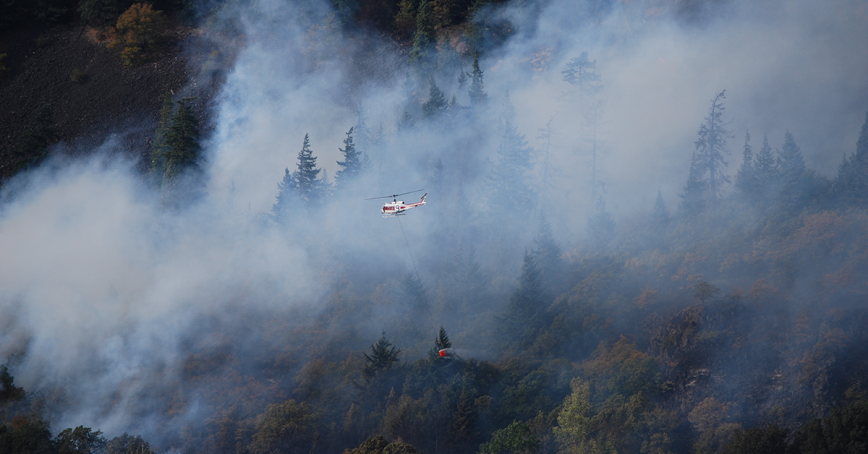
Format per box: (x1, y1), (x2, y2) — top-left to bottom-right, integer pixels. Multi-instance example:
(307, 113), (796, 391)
(2, 1), (868, 454)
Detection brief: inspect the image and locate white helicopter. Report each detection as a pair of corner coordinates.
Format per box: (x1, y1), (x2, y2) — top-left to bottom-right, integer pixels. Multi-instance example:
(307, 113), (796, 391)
(366, 189), (427, 217)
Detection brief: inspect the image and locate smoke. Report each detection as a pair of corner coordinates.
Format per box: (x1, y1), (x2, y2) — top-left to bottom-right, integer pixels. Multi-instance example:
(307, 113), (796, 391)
(0, 0), (867, 446)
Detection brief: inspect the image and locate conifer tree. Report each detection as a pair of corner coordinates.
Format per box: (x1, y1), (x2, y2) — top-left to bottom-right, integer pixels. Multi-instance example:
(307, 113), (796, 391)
(534, 214), (563, 292)
(468, 51), (488, 109)
(163, 99), (202, 183)
(735, 130), (757, 196)
(409, 0), (435, 65)
(428, 326), (452, 359)
(364, 331), (401, 378)
(371, 124), (386, 149)
(652, 190), (670, 225)
(15, 103), (57, 170)
(149, 91), (173, 185)
(354, 109), (371, 156)
(679, 151), (707, 214)
(561, 51), (602, 96)
(457, 68), (468, 90)
(293, 133), (323, 204)
(394, 0), (416, 38)
(422, 76), (448, 119)
(777, 130), (807, 208)
(501, 250), (549, 346)
(335, 127), (367, 186)
(833, 109), (868, 206)
(693, 90), (732, 205)
(397, 110), (416, 133)
(161, 99), (205, 206)
(487, 92), (535, 216)
(754, 134), (777, 181)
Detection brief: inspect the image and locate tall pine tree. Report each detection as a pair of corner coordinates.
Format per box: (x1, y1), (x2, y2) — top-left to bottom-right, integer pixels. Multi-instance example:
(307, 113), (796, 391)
(833, 109), (868, 206)
(149, 91), (173, 186)
(335, 127), (367, 187)
(163, 99), (203, 183)
(735, 130), (758, 196)
(294, 134), (323, 203)
(468, 51), (488, 109)
(422, 76), (448, 120)
(271, 167), (298, 223)
(428, 326), (452, 359)
(561, 51), (602, 96)
(500, 250), (549, 349)
(160, 99), (205, 207)
(409, 0), (435, 66)
(693, 90), (732, 205)
(533, 214), (563, 292)
(755, 134), (777, 180)
(652, 190), (670, 225)
(679, 151), (707, 214)
(487, 92), (535, 216)
(777, 130), (807, 208)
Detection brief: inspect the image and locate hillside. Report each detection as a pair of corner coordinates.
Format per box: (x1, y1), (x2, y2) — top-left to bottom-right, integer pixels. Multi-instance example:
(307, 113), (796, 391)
(2, 1), (868, 454)
(0, 19), (220, 181)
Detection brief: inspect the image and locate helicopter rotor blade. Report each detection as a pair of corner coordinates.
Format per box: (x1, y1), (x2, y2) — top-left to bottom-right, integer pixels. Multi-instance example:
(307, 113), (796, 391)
(364, 189), (424, 200)
(393, 189), (425, 197)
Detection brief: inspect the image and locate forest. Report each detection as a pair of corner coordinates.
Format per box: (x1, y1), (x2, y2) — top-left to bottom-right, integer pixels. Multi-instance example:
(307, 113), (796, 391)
(2, 0), (868, 453)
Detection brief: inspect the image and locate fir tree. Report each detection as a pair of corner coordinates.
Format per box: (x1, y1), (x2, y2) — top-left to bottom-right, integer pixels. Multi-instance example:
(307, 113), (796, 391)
(163, 99), (202, 182)
(501, 250), (549, 347)
(735, 130), (757, 196)
(754, 134), (777, 181)
(274, 168), (300, 222)
(428, 326), (452, 359)
(468, 51), (488, 109)
(150, 91), (174, 185)
(371, 124), (386, 148)
(394, 0), (416, 38)
(652, 190), (670, 225)
(409, 0), (435, 65)
(693, 90), (733, 204)
(397, 110), (416, 133)
(534, 214), (563, 292)
(834, 109), (868, 206)
(457, 67), (468, 90)
(487, 92), (535, 216)
(679, 151), (707, 214)
(293, 134), (323, 204)
(161, 99), (205, 206)
(354, 108), (371, 156)
(562, 51), (602, 96)
(422, 76), (448, 120)
(15, 103), (57, 170)
(777, 130), (807, 208)
(335, 127), (367, 186)
(363, 331), (401, 378)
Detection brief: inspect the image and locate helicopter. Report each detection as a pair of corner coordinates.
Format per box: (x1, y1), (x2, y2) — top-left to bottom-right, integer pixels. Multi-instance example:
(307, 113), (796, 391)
(366, 189), (427, 217)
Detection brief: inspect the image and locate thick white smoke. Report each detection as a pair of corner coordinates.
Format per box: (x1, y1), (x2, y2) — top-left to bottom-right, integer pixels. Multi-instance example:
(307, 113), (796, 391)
(0, 0), (866, 443)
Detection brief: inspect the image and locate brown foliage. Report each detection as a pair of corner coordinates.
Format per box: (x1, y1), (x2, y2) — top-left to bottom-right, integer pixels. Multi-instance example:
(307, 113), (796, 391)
(108, 3), (167, 66)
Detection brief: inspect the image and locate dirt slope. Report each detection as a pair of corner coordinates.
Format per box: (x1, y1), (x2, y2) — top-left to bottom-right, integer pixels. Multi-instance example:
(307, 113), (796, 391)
(0, 20), (218, 182)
